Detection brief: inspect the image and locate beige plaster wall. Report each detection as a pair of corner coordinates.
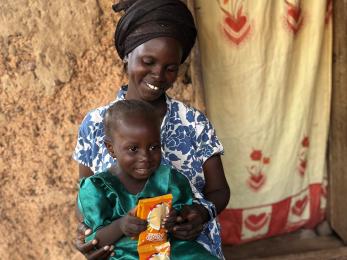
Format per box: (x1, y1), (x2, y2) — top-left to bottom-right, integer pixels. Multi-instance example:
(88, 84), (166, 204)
(0, 1), (193, 259)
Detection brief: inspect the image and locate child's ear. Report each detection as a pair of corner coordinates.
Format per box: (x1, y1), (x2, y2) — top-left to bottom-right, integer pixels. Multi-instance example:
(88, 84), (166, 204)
(105, 141), (116, 158)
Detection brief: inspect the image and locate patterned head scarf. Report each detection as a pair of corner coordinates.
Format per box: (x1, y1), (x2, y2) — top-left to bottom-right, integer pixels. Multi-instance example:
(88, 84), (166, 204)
(113, 0), (197, 63)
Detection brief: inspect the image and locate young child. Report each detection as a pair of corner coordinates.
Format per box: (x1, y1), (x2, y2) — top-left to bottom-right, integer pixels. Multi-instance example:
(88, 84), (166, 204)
(77, 100), (218, 259)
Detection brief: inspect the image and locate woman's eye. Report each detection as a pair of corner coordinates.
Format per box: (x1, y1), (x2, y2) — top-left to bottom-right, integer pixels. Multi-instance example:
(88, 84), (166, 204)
(143, 58), (154, 65)
(167, 65), (179, 72)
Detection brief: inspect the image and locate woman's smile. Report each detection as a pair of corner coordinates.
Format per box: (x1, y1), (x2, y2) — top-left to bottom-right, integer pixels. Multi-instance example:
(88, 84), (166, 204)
(146, 82), (160, 91)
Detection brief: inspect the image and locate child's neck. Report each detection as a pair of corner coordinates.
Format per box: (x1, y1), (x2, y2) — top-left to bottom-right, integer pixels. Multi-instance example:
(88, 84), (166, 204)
(110, 166), (147, 195)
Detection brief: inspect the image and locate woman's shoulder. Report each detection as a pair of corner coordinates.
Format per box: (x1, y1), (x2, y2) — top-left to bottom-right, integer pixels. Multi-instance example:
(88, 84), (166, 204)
(78, 100), (117, 133)
(167, 97), (209, 124)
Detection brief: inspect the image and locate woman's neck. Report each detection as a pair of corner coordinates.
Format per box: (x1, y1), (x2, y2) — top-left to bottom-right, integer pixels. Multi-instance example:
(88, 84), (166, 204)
(149, 95), (167, 121)
(125, 89), (167, 122)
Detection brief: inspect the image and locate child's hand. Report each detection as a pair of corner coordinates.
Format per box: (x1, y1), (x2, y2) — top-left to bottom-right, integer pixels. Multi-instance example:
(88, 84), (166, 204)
(162, 208), (178, 232)
(119, 208), (147, 237)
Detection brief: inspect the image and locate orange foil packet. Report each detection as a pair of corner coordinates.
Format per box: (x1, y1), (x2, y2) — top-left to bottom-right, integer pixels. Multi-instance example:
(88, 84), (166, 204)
(137, 241), (170, 260)
(136, 194), (172, 260)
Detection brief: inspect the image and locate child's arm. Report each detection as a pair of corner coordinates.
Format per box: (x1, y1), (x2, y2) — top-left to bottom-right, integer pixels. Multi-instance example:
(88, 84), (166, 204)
(78, 177), (147, 247)
(93, 208), (147, 247)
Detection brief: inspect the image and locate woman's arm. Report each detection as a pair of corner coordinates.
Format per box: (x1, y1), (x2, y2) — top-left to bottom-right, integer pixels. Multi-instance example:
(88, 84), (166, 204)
(76, 164), (93, 222)
(171, 154), (230, 240)
(79, 163), (93, 179)
(202, 154), (230, 214)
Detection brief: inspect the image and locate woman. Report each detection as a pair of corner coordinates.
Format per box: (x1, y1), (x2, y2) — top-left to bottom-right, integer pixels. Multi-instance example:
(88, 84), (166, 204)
(74, 0), (230, 259)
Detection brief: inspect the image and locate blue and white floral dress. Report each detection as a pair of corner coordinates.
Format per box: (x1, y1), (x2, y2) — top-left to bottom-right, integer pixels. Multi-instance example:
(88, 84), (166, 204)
(73, 86), (225, 259)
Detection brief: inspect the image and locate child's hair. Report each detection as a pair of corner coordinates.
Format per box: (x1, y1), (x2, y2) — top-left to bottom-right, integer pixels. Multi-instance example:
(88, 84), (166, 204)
(104, 100), (159, 142)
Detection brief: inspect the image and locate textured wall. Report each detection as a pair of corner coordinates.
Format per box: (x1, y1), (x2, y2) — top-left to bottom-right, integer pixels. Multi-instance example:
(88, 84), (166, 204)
(0, 1), (193, 259)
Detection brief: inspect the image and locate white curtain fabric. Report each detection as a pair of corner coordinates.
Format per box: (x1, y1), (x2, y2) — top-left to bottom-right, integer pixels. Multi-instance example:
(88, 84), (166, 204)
(195, 0), (332, 244)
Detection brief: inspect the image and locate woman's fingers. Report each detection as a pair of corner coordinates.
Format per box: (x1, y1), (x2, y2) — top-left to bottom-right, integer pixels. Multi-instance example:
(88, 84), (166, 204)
(74, 222), (114, 259)
(75, 222), (94, 253)
(77, 222), (91, 236)
(85, 245), (114, 260)
(75, 238), (97, 254)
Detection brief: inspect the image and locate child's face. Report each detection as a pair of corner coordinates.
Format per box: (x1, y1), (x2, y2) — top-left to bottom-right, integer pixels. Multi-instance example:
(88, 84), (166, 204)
(110, 117), (161, 181)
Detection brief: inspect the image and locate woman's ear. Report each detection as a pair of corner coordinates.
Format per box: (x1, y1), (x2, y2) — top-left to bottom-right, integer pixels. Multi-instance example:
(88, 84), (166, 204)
(123, 54), (129, 73)
(105, 141), (116, 158)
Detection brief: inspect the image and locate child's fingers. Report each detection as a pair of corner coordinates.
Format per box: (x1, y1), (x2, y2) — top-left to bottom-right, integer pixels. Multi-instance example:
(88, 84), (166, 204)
(126, 224), (147, 237)
(128, 215), (147, 226)
(126, 218), (147, 233)
(129, 206), (138, 216)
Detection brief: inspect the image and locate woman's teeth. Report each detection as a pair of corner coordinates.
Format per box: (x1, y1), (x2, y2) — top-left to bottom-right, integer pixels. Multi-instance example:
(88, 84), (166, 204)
(146, 83), (159, 91)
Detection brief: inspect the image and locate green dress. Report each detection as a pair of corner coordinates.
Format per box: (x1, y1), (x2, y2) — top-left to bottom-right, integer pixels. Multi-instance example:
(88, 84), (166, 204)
(78, 165), (218, 260)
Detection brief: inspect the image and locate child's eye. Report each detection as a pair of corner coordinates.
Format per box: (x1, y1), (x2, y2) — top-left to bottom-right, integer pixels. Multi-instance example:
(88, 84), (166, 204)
(128, 146), (138, 152)
(149, 144), (161, 151)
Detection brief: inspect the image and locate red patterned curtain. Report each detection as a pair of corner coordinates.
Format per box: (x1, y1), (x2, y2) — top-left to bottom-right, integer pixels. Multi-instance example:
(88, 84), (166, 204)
(195, 0), (332, 244)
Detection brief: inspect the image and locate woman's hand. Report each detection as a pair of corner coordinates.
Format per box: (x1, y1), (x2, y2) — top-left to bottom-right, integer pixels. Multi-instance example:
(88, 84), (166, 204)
(171, 204), (209, 240)
(75, 222), (114, 260)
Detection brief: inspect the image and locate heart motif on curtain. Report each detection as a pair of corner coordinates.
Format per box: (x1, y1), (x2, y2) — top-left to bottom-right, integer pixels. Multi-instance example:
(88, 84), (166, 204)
(285, 0), (304, 34)
(244, 212), (269, 231)
(325, 0), (332, 24)
(246, 149), (270, 191)
(218, 0), (252, 46)
(292, 196), (308, 216)
(248, 172), (266, 191)
(298, 159), (307, 176)
(223, 9), (251, 45)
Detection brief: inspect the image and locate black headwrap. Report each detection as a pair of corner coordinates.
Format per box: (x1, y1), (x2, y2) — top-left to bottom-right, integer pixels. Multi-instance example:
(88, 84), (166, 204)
(113, 0), (197, 63)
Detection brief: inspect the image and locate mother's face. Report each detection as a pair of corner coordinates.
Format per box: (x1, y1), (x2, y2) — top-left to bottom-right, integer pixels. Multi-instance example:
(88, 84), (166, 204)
(126, 37), (183, 102)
